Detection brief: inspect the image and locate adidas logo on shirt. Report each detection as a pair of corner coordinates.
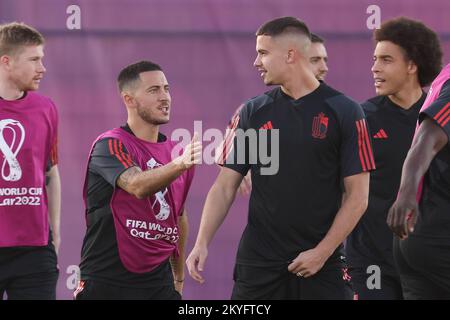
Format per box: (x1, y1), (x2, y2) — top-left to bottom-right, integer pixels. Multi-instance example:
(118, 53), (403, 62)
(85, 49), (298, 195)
(260, 121), (273, 130)
(373, 129), (388, 139)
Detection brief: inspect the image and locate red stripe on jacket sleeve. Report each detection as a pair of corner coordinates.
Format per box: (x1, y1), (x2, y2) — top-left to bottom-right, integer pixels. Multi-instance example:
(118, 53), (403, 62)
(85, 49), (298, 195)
(356, 120), (367, 171)
(112, 139), (129, 168)
(50, 135), (58, 166)
(433, 102), (450, 123)
(217, 113), (240, 165)
(119, 141), (133, 166)
(361, 119), (376, 169)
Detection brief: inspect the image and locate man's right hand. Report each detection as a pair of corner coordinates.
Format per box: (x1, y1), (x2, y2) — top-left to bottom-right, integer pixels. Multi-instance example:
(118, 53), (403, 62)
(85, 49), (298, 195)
(387, 195), (418, 239)
(186, 245), (208, 284)
(174, 132), (202, 170)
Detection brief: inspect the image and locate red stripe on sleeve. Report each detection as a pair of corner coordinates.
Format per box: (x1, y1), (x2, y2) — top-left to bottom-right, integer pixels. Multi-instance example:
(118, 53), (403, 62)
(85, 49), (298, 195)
(126, 153), (133, 166)
(433, 102), (450, 122)
(217, 114), (240, 165)
(220, 130), (237, 164)
(437, 108), (450, 125)
(108, 139), (114, 155)
(361, 120), (376, 169)
(358, 120), (371, 170)
(356, 120), (367, 171)
(50, 135), (58, 165)
(119, 141), (133, 166)
(441, 115), (450, 127)
(113, 139), (129, 168)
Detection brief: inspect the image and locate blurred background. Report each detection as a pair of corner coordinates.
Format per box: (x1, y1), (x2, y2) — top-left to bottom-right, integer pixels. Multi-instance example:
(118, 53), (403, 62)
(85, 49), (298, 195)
(1, 0), (449, 300)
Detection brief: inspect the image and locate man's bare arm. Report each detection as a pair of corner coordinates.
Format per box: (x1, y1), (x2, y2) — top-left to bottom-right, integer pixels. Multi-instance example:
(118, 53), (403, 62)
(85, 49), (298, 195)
(317, 172), (369, 255)
(186, 167), (244, 283)
(117, 135), (201, 199)
(288, 172), (369, 277)
(46, 165), (61, 254)
(171, 209), (188, 294)
(387, 118), (448, 238)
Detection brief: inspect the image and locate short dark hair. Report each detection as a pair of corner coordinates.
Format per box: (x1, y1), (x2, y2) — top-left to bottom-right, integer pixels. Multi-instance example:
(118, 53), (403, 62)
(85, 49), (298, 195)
(117, 60), (162, 92)
(0, 22), (44, 56)
(311, 33), (325, 44)
(374, 17), (442, 87)
(256, 16), (311, 39)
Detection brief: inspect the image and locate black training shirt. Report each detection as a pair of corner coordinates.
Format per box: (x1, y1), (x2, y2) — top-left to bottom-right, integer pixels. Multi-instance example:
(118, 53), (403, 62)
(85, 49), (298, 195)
(220, 83), (375, 267)
(346, 93), (425, 274)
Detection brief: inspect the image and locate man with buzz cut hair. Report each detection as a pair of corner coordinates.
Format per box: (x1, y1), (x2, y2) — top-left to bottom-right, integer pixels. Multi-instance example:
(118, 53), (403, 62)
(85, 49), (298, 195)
(187, 16), (374, 300)
(0, 22), (60, 300)
(346, 17), (443, 300)
(75, 60), (199, 300)
(237, 32), (330, 196)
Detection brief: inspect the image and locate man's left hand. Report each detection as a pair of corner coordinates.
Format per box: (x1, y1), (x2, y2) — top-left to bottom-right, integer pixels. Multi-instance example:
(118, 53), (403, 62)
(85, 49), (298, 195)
(174, 280), (184, 295)
(287, 247), (329, 278)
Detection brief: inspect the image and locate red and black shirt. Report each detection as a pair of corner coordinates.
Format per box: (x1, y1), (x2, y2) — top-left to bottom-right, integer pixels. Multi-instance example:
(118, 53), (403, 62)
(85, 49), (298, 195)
(80, 124), (172, 287)
(414, 79), (450, 238)
(220, 83), (375, 267)
(346, 93), (425, 275)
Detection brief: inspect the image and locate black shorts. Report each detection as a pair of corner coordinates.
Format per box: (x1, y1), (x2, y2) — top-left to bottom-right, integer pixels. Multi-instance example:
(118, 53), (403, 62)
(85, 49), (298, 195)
(0, 244), (58, 300)
(74, 279), (181, 300)
(348, 266), (403, 300)
(394, 236), (450, 299)
(231, 262), (353, 300)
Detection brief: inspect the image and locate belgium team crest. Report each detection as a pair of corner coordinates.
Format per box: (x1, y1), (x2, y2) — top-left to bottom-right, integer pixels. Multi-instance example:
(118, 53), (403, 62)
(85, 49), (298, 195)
(312, 112), (329, 139)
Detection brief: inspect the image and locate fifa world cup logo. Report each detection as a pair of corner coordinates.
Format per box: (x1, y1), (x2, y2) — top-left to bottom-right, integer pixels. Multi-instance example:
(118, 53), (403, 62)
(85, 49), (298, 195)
(146, 158), (171, 221)
(0, 119), (25, 182)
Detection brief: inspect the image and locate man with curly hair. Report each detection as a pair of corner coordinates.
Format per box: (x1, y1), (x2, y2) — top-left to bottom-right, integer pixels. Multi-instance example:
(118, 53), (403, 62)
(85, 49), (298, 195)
(346, 17), (443, 300)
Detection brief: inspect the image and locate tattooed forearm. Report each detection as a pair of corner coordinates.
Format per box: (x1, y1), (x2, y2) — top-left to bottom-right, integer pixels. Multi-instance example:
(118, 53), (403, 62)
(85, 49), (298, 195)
(116, 161), (186, 199)
(117, 166), (142, 191)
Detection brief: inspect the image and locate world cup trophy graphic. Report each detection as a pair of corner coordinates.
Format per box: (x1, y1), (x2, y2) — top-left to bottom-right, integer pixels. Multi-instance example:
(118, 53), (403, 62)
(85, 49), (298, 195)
(0, 119), (25, 182)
